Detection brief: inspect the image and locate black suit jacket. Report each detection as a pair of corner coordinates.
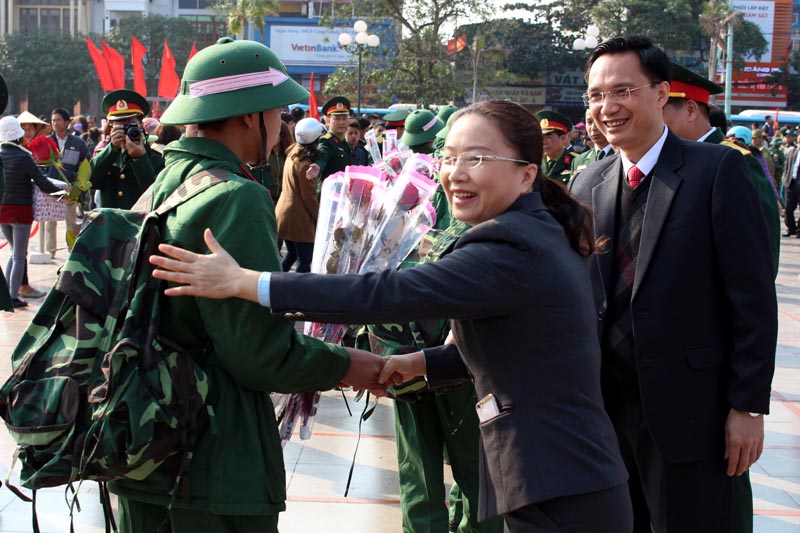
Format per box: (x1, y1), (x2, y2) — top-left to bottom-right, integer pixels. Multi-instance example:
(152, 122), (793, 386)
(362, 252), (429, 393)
(270, 192), (627, 519)
(571, 131), (777, 463)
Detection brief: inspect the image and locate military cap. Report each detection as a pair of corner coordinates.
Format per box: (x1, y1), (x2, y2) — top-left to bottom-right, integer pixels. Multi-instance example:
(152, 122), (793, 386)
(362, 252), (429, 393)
(0, 75), (7, 115)
(435, 112), (458, 141)
(383, 109), (410, 128)
(322, 96), (351, 116)
(669, 62), (722, 105)
(102, 89), (150, 121)
(161, 38), (308, 126)
(436, 104), (458, 124)
(401, 109), (444, 147)
(782, 127), (796, 137)
(535, 110), (571, 135)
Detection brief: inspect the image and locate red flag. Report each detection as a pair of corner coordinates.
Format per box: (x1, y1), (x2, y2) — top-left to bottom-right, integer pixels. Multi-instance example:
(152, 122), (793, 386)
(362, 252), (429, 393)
(308, 72), (319, 120)
(188, 41), (198, 62)
(131, 37), (148, 97)
(773, 108), (780, 130)
(101, 39), (126, 90)
(158, 39), (180, 99)
(85, 39), (115, 92)
(447, 35), (467, 55)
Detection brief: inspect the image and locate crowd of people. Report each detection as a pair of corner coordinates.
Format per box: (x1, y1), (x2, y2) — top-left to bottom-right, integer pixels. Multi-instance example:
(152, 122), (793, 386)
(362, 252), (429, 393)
(0, 34), (783, 533)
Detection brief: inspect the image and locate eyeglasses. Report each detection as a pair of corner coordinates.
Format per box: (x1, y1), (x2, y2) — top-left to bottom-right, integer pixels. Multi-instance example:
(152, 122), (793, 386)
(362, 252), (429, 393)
(581, 83), (657, 108)
(440, 154), (530, 169)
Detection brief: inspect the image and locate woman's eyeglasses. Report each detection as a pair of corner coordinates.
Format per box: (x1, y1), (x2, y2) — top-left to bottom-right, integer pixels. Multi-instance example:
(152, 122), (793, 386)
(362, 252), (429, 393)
(440, 154), (530, 169)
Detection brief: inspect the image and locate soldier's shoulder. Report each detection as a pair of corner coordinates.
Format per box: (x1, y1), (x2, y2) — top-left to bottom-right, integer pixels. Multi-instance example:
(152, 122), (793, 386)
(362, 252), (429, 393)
(718, 139), (752, 157)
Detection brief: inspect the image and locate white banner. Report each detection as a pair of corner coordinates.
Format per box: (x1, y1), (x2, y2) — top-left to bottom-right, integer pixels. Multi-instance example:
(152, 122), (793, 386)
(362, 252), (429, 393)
(733, 0), (774, 61)
(269, 25), (355, 66)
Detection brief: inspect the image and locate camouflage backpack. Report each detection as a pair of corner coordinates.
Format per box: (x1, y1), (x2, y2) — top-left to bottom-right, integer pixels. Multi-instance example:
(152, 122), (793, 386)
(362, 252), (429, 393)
(0, 169), (227, 530)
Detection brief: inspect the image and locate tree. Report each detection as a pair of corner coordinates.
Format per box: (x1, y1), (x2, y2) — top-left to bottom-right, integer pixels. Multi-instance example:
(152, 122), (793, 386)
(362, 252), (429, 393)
(212, 0), (280, 40)
(323, 0), (495, 106)
(699, 0), (741, 82)
(0, 31), (95, 114)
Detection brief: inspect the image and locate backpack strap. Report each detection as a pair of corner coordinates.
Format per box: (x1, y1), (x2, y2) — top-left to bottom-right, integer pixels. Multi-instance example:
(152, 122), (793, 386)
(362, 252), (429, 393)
(153, 168), (230, 216)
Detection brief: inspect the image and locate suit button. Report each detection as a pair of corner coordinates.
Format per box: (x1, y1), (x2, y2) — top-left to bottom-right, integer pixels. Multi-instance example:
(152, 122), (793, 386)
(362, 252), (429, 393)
(118, 191), (124, 197)
(119, 173), (126, 180)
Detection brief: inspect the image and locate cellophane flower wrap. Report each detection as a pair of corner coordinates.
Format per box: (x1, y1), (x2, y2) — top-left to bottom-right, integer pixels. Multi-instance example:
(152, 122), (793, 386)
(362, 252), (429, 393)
(271, 151), (439, 445)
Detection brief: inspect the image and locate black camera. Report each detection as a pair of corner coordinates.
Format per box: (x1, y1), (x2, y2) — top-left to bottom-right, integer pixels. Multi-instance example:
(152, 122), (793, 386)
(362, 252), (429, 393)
(123, 123), (143, 143)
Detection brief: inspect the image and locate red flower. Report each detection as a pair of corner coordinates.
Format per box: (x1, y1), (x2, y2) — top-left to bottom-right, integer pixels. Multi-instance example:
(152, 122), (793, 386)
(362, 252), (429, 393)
(27, 136), (60, 166)
(397, 182), (420, 211)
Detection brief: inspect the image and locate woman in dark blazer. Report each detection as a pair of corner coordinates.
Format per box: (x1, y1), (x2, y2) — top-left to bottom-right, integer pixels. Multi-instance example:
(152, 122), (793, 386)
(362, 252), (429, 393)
(151, 101), (632, 532)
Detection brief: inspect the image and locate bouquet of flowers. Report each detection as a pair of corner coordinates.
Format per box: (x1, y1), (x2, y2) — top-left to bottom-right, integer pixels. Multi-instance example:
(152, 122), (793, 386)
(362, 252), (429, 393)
(271, 148), (440, 444)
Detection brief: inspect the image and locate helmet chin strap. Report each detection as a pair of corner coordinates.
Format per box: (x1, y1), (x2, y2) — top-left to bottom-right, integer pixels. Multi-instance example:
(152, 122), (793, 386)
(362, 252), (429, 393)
(250, 110), (270, 170)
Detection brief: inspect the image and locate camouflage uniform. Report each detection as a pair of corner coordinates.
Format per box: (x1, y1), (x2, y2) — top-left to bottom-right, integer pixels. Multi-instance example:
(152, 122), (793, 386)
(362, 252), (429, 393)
(357, 184), (503, 533)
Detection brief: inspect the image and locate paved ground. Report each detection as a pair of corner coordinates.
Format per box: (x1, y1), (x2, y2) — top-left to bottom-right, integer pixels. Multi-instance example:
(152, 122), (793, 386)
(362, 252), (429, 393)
(0, 222), (797, 532)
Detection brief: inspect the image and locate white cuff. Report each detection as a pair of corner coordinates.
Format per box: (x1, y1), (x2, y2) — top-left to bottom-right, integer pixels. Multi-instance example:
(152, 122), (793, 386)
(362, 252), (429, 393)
(257, 271), (272, 308)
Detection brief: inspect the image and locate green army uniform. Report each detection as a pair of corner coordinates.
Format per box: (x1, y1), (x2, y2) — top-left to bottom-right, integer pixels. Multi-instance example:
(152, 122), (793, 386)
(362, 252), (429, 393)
(570, 145), (610, 179)
(541, 148), (575, 185)
(402, 110), (444, 155)
(314, 96), (353, 181)
(770, 136), (785, 189)
(709, 128), (781, 277)
(108, 38), (351, 533)
(536, 110), (575, 185)
(91, 142), (164, 208)
(314, 131), (352, 181)
(90, 89), (165, 209)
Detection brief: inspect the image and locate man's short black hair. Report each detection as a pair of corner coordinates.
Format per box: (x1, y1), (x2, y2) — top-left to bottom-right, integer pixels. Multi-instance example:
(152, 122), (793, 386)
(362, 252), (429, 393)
(708, 105), (729, 131)
(281, 112), (293, 124)
(51, 107), (70, 122)
(585, 36), (671, 85)
(290, 107), (305, 122)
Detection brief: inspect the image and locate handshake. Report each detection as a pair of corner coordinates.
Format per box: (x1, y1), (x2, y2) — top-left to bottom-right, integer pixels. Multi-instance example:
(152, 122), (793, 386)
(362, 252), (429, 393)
(340, 347), (427, 397)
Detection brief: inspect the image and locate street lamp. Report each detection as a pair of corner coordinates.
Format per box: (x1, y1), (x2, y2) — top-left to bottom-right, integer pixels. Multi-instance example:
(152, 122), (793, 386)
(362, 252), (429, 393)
(338, 20), (380, 116)
(572, 25), (601, 51)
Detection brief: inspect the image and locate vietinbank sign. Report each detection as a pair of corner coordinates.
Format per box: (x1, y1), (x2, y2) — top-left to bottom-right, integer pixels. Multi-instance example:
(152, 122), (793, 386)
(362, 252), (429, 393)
(269, 25), (354, 66)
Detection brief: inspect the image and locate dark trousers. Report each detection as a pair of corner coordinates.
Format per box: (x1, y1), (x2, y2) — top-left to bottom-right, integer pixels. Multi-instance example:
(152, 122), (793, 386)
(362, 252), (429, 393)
(607, 398), (733, 533)
(117, 497), (279, 533)
(785, 180), (799, 234)
(503, 483), (632, 532)
(282, 240), (314, 273)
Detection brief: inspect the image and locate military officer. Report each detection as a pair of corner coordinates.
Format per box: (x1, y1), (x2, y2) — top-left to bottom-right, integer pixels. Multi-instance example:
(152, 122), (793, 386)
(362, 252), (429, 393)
(535, 110), (575, 185)
(401, 109), (444, 155)
(90, 89), (164, 209)
(570, 109), (613, 185)
(305, 96), (353, 182)
(662, 62), (780, 277)
(383, 108), (410, 138)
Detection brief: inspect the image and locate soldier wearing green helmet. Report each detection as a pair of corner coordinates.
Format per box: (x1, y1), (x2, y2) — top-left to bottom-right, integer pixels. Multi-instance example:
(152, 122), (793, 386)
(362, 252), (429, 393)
(108, 38), (384, 533)
(401, 109), (444, 154)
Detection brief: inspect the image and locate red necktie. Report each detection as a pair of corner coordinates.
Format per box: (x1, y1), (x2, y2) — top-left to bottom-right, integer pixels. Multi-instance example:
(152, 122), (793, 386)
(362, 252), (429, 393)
(627, 165), (644, 189)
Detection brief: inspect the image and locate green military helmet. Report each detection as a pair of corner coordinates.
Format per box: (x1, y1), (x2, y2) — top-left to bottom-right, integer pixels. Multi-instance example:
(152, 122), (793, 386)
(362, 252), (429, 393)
(436, 104), (458, 123)
(161, 37), (309, 125)
(402, 109), (444, 147)
(535, 110), (572, 135)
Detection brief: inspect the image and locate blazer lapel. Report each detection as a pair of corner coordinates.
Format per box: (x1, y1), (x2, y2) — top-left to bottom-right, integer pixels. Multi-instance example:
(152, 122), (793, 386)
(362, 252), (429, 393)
(591, 158), (622, 301)
(632, 133), (684, 300)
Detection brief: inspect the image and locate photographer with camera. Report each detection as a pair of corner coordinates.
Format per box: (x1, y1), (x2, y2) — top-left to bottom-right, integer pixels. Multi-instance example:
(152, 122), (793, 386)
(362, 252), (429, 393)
(90, 89), (164, 209)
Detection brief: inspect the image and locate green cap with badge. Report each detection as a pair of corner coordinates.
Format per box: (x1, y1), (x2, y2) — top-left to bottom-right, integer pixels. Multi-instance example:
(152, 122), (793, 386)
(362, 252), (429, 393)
(161, 37), (309, 125)
(402, 109), (444, 147)
(322, 96), (351, 116)
(383, 109), (410, 128)
(535, 110), (572, 135)
(102, 89), (151, 121)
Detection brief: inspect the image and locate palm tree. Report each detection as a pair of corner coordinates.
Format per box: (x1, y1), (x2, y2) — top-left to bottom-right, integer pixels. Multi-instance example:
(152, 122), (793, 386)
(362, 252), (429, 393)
(212, 0), (280, 40)
(699, 0), (741, 83)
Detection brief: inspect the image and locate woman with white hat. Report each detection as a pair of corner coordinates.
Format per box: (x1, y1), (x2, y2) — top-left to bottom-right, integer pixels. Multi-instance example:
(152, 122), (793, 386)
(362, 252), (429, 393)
(0, 116), (65, 308)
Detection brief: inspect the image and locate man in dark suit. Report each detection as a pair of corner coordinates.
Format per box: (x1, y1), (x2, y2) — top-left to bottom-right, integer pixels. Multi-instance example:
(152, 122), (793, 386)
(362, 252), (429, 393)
(782, 129), (800, 237)
(571, 36), (777, 532)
